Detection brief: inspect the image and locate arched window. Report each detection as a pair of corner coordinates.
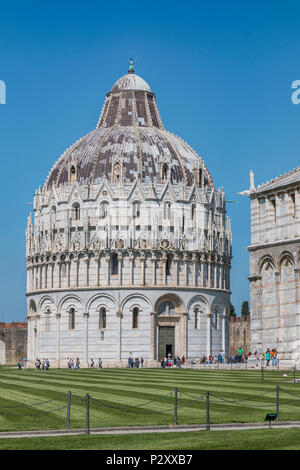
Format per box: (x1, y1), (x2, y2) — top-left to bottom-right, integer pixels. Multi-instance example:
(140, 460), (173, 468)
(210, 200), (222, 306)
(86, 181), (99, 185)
(61, 263), (67, 278)
(166, 254), (172, 276)
(50, 205), (56, 224)
(162, 164), (169, 182)
(191, 204), (196, 221)
(132, 307), (139, 329)
(112, 162), (121, 182)
(100, 201), (109, 219)
(69, 308), (75, 330)
(198, 169), (203, 187)
(99, 307), (106, 329)
(194, 307), (200, 329)
(164, 202), (171, 220)
(111, 253), (118, 275)
(72, 202), (80, 221)
(70, 165), (76, 185)
(45, 308), (51, 332)
(133, 201), (141, 218)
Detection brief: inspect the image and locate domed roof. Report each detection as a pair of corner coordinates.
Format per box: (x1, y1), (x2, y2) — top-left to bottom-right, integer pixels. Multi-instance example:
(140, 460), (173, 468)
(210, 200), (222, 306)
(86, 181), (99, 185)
(45, 65), (213, 190)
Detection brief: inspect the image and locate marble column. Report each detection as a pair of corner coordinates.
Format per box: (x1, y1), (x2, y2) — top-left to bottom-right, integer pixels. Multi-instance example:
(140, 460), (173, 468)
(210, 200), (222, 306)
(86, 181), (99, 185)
(36, 314), (41, 359)
(181, 312), (188, 358)
(274, 271), (281, 351)
(193, 255), (197, 287)
(116, 310), (123, 361)
(207, 260), (211, 288)
(118, 255), (123, 286)
(85, 259), (89, 286)
(76, 260), (80, 287)
(151, 256), (156, 286)
(150, 311), (156, 361)
(50, 263), (54, 289)
(141, 256), (146, 286)
(130, 254), (134, 285)
(67, 261), (71, 288)
(45, 263), (48, 289)
(55, 312), (61, 367)
(84, 312), (89, 367)
(222, 312), (226, 354)
(206, 313), (211, 356)
(97, 258), (100, 286)
(201, 256), (205, 287)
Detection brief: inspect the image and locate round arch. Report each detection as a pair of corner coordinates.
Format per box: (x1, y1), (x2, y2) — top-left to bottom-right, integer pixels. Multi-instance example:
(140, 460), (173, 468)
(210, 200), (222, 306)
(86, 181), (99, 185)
(154, 293), (185, 313)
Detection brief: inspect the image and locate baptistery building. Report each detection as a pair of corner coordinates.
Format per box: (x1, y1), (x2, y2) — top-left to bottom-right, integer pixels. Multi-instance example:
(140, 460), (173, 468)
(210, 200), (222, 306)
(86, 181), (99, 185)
(26, 64), (232, 367)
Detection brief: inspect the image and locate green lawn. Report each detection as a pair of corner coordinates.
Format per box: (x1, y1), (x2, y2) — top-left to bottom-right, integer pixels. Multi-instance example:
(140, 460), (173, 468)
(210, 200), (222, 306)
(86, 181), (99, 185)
(1, 428), (300, 450)
(0, 366), (300, 433)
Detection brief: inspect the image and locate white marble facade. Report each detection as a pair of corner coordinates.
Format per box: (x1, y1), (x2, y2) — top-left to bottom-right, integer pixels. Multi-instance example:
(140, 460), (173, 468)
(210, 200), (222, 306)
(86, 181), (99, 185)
(26, 67), (232, 367)
(246, 168), (300, 365)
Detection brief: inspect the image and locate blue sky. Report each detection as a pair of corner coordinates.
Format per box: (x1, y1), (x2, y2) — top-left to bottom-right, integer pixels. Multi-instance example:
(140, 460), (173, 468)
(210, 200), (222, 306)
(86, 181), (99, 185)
(1, 0), (300, 321)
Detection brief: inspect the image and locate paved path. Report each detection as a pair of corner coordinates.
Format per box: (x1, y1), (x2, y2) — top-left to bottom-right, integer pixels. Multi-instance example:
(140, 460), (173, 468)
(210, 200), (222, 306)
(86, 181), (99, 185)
(1, 421), (300, 439)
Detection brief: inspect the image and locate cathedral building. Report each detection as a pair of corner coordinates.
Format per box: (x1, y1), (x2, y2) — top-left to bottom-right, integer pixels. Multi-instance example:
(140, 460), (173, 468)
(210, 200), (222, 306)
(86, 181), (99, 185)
(246, 168), (300, 365)
(26, 64), (232, 367)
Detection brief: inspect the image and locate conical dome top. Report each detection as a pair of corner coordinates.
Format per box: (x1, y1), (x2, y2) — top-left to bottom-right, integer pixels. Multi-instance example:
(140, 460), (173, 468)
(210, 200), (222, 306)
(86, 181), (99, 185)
(45, 64), (213, 190)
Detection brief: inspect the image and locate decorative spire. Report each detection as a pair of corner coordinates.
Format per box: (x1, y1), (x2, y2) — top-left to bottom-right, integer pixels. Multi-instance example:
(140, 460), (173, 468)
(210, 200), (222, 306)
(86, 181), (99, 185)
(128, 58), (134, 74)
(249, 169), (256, 192)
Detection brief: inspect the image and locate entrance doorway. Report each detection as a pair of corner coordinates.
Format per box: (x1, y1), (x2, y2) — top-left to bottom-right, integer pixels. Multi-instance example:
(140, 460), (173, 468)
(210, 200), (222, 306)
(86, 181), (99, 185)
(158, 326), (175, 359)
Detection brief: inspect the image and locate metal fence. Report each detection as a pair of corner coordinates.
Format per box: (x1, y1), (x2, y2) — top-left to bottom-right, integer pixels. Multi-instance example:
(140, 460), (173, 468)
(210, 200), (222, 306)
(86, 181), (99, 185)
(1, 380), (300, 434)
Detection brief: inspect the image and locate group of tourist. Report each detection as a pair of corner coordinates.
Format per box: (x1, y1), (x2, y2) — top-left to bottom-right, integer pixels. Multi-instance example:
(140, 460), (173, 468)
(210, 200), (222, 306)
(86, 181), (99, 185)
(34, 358), (50, 370)
(89, 358), (103, 368)
(66, 357), (103, 369)
(199, 351), (225, 364)
(264, 348), (278, 366)
(160, 355), (185, 368)
(66, 357), (81, 369)
(127, 357), (144, 368)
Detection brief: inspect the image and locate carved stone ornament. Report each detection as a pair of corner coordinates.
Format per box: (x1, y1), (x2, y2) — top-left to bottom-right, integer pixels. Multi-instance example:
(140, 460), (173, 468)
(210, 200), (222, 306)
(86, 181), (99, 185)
(54, 233), (64, 253)
(116, 238), (124, 249)
(41, 235), (48, 253)
(137, 238), (148, 249)
(72, 232), (81, 252)
(92, 237), (101, 251)
(157, 238), (174, 250)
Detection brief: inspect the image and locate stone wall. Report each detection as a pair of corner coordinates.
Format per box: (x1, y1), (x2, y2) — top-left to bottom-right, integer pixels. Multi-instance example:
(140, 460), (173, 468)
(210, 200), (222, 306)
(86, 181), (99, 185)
(0, 322), (27, 364)
(229, 316), (251, 357)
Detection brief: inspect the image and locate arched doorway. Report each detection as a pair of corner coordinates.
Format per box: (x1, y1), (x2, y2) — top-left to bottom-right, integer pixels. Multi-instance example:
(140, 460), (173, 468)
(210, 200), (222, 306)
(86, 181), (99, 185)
(154, 294), (186, 360)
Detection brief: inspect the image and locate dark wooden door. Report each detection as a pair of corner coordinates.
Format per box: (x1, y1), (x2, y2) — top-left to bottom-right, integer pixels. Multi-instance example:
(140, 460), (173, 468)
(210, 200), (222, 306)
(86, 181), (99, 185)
(158, 326), (175, 359)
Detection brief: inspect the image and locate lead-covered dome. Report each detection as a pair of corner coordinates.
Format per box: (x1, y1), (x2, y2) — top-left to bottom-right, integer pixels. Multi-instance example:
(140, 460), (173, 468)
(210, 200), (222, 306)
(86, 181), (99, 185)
(111, 73), (151, 92)
(45, 66), (213, 189)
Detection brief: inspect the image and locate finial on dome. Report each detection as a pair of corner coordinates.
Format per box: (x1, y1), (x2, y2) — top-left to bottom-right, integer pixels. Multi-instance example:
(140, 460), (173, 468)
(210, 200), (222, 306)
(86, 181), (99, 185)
(128, 58), (134, 74)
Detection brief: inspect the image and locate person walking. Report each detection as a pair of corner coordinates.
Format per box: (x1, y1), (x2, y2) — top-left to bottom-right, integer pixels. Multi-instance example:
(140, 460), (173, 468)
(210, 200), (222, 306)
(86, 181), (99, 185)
(98, 358), (102, 369)
(141, 357), (144, 368)
(17, 360), (22, 371)
(90, 358), (95, 368)
(266, 348), (271, 366)
(75, 358), (80, 370)
(272, 349), (278, 366)
(238, 347), (243, 363)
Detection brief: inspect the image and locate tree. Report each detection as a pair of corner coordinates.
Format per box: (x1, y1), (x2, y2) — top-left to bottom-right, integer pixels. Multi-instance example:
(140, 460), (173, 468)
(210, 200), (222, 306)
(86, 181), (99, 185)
(241, 301), (250, 317)
(230, 303), (236, 317)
